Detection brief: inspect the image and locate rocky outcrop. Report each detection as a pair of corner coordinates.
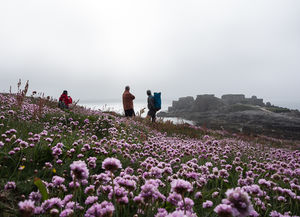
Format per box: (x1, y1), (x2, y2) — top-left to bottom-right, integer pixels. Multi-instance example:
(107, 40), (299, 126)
(160, 94), (300, 140)
(168, 96), (194, 112)
(191, 95), (224, 112)
(222, 95), (264, 106)
(168, 94), (265, 113)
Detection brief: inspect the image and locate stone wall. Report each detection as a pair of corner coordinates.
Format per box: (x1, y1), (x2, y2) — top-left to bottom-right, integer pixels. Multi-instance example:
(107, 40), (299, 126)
(222, 94), (265, 106)
(221, 94), (245, 105)
(245, 96), (264, 106)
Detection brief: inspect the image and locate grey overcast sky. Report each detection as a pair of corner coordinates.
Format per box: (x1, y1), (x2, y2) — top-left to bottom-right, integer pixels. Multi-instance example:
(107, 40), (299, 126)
(0, 0), (300, 108)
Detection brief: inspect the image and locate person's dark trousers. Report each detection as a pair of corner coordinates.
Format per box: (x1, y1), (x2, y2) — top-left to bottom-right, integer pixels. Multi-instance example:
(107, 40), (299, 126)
(125, 109), (135, 117)
(147, 110), (156, 122)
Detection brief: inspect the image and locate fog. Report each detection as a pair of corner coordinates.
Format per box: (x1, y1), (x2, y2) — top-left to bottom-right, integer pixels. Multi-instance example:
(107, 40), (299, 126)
(0, 0), (300, 109)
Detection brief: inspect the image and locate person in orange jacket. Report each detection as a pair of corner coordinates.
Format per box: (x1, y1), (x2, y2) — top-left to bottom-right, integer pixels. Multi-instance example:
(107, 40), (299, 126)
(58, 90), (72, 109)
(122, 86), (135, 117)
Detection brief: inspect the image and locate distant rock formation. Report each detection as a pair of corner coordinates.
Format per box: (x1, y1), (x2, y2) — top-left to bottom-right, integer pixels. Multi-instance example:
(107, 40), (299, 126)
(169, 94), (265, 113)
(160, 94), (300, 140)
(222, 94), (264, 106)
(169, 96), (194, 112)
(192, 95), (224, 112)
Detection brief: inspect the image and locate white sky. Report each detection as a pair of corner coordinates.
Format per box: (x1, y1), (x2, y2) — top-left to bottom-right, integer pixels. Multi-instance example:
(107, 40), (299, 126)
(0, 0), (299, 108)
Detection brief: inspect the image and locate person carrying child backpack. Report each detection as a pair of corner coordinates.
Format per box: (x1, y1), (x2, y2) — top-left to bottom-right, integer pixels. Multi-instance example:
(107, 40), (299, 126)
(146, 90), (161, 122)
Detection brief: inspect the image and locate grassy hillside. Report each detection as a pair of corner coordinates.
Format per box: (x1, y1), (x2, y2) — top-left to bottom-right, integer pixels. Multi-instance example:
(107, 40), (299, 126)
(0, 92), (299, 217)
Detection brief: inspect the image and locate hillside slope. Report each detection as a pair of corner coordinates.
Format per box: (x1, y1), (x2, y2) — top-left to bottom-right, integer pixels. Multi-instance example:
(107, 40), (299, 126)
(0, 93), (299, 217)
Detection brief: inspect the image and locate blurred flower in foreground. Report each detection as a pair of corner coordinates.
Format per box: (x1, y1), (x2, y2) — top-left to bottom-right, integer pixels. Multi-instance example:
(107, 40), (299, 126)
(215, 187), (256, 217)
(102, 157), (122, 172)
(85, 201), (115, 217)
(18, 200), (35, 217)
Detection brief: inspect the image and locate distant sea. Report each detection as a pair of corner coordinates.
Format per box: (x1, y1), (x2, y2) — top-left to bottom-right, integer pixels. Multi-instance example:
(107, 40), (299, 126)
(270, 100), (300, 111)
(79, 100), (194, 125)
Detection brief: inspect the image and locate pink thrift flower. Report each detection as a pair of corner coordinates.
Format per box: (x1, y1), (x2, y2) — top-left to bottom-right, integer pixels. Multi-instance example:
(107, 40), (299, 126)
(70, 160), (89, 181)
(4, 181), (16, 190)
(85, 201), (114, 217)
(203, 200), (213, 208)
(171, 179), (193, 194)
(60, 208), (74, 217)
(18, 200), (35, 217)
(214, 204), (234, 217)
(102, 157), (122, 172)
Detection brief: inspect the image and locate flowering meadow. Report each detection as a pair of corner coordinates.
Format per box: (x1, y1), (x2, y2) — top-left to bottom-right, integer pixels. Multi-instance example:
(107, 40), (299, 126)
(0, 92), (299, 217)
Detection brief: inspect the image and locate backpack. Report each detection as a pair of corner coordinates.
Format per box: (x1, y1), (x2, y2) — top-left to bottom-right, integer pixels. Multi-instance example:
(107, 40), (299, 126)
(153, 92), (161, 111)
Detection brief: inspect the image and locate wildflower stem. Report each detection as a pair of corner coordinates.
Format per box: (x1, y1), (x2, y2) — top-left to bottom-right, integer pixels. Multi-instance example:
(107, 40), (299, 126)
(181, 194), (186, 215)
(110, 171), (117, 217)
(73, 177), (77, 213)
(9, 149), (23, 180)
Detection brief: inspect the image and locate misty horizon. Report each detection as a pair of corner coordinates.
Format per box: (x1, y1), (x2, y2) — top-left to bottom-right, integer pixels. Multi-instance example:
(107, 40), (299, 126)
(2, 81), (300, 110)
(1, 0), (299, 110)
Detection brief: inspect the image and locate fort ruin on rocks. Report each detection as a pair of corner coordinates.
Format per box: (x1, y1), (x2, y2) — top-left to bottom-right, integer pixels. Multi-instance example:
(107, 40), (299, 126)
(168, 94), (266, 112)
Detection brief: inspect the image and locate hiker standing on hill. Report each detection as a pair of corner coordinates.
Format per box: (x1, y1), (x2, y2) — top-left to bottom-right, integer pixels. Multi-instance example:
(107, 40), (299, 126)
(147, 90), (156, 122)
(58, 90), (72, 109)
(122, 86), (135, 117)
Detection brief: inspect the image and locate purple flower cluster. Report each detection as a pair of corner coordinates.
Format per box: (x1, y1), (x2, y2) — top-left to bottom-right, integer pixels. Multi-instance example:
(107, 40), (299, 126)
(85, 201), (115, 217)
(29, 191), (42, 203)
(4, 181), (16, 190)
(85, 196), (98, 205)
(203, 200), (213, 208)
(41, 197), (63, 212)
(87, 157), (97, 169)
(18, 200), (35, 217)
(135, 179), (165, 203)
(166, 210), (197, 217)
(60, 208), (74, 217)
(102, 157), (122, 172)
(214, 187), (256, 217)
(70, 160), (89, 181)
(171, 179), (193, 194)
(52, 175), (65, 187)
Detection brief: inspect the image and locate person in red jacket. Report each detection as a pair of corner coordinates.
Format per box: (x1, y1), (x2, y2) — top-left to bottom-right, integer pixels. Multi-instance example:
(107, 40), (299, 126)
(122, 86), (135, 117)
(58, 90), (72, 109)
